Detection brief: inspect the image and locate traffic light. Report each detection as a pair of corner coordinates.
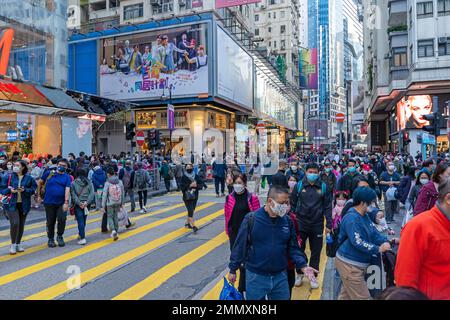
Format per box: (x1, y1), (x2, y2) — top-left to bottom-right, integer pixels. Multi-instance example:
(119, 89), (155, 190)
(125, 122), (136, 140)
(403, 130), (411, 146)
(336, 132), (345, 146)
(422, 113), (438, 135)
(148, 129), (160, 148)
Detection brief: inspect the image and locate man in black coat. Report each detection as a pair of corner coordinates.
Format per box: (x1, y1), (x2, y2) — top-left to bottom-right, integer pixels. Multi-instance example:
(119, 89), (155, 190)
(271, 159), (289, 189)
(337, 159), (361, 197)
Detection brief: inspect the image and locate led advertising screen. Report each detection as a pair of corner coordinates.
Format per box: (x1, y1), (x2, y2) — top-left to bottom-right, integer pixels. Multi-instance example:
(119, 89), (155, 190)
(216, 27), (253, 109)
(99, 23), (209, 101)
(396, 95), (432, 130)
(299, 48), (318, 90)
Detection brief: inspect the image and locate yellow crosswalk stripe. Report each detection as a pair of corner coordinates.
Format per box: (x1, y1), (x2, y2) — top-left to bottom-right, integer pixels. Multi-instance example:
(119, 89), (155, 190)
(0, 202), (215, 287)
(0, 201), (164, 238)
(112, 232), (228, 300)
(26, 208), (224, 300)
(202, 271), (240, 300)
(0, 201), (175, 263)
(0, 201), (168, 249)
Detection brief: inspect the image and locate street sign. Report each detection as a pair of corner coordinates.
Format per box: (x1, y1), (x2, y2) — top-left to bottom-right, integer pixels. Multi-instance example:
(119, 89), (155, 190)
(336, 113), (345, 123)
(135, 130), (145, 147)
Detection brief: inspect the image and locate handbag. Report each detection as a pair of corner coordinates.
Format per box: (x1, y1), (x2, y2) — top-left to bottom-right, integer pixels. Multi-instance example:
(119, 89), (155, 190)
(0, 175), (13, 206)
(184, 176), (197, 200)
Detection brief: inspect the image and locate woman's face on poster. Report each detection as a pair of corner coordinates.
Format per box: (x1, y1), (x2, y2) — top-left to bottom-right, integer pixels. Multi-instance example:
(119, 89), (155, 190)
(406, 95), (432, 126)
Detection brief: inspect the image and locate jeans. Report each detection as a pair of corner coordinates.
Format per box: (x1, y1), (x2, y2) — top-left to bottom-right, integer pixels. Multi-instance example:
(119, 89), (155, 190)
(44, 204), (67, 240)
(74, 205), (87, 239)
(95, 189), (103, 208)
(6, 203), (27, 244)
(333, 268), (342, 300)
(175, 177), (182, 191)
(138, 190), (148, 209)
(126, 189), (136, 212)
(299, 224), (324, 275)
(245, 270), (290, 300)
(214, 177), (225, 195)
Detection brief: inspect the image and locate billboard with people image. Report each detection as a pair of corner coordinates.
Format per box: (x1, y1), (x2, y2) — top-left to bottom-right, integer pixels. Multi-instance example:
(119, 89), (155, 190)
(396, 95), (432, 130)
(99, 23), (209, 100)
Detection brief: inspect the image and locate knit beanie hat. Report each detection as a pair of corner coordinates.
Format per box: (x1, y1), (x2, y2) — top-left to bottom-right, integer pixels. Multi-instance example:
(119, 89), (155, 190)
(353, 187), (377, 205)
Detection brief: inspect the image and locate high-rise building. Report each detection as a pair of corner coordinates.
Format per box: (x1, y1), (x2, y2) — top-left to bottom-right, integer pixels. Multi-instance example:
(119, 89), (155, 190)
(363, 0), (450, 155)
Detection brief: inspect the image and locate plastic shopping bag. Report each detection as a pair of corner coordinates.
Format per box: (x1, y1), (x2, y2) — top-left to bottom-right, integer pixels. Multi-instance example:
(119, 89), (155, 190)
(386, 187), (397, 201)
(402, 206), (414, 228)
(170, 177), (177, 190)
(118, 207), (129, 227)
(219, 277), (243, 300)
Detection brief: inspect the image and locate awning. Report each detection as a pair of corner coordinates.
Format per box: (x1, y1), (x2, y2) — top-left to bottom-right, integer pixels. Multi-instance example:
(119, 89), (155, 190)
(0, 79), (53, 107)
(35, 85), (85, 112)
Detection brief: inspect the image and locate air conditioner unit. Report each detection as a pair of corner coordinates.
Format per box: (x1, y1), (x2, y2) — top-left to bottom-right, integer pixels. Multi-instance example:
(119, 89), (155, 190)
(150, 0), (160, 5)
(438, 37), (448, 44)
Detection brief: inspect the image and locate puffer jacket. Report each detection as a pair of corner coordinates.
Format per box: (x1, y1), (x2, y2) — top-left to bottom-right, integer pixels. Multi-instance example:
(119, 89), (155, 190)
(413, 181), (438, 216)
(91, 168), (107, 191)
(224, 191), (260, 235)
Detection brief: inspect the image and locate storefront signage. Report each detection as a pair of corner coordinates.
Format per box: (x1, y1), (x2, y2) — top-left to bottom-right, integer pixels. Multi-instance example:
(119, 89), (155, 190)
(0, 29), (14, 76)
(421, 133), (436, 145)
(136, 110), (188, 129)
(6, 130), (17, 142)
(99, 23), (209, 101)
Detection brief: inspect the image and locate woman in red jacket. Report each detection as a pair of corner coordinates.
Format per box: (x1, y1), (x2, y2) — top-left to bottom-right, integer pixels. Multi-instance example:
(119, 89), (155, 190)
(413, 162), (450, 216)
(395, 176), (450, 299)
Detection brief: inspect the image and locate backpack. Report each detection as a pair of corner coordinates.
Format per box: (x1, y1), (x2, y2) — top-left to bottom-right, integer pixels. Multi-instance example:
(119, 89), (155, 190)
(107, 183), (122, 205)
(135, 170), (147, 190)
(122, 169), (132, 190)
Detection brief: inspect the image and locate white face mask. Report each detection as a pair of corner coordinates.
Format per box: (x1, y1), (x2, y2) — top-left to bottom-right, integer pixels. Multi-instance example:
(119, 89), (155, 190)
(388, 165), (395, 171)
(336, 199), (346, 206)
(290, 166), (298, 172)
(377, 218), (387, 227)
(233, 184), (245, 194)
(288, 180), (297, 189)
(420, 178), (429, 185)
(12, 166), (20, 173)
(270, 200), (290, 217)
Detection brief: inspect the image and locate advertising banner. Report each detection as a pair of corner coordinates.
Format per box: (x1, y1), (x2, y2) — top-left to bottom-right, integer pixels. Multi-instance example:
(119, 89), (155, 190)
(217, 27), (253, 109)
(299, 48), (318, 90)
(62, 117), (92, 157)
(167, 104), (175, 130)
(99, 23), (209, 100)
(215, 0), (261, 9)
(396, 95), (432, 130)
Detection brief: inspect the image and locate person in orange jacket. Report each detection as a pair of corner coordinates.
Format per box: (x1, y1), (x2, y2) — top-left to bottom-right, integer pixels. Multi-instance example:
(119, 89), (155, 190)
(395, 176), (450, 300)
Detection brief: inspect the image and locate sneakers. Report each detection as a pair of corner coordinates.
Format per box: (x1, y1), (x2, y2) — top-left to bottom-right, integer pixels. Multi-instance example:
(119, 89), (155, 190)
(16, 244), (25, 253)
(9, 244), (17, 255)
(48, 239), (56, 248)
(101, 229), (109, 234)
(192, 226), (199, 233)
(78, 238), (87, 245)
(140, 209), (145, 214)
(143, 207), (148, 213)
(56, 236), (65, 247)
(309, 277), (320, 289)
(294, 274), (303, 287)
(126, 221), (136, 229)
(216, 194), (220, 198)
(111, 230), (119, 241)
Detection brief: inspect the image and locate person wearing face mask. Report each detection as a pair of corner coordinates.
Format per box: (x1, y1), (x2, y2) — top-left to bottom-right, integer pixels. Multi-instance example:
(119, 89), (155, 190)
(223, 173), (260, 294)
(37, 159), (72, 248)
(395, 176), (450, 300)
(0, 161), (37, 255)
(337, 159), (361, 197)
(6, 161), (13, 174)
(408, 171), (430, 211)
(360, 164), (377, 193)
(397, 166), (415, 208)
(320, 161), (337, 193)
(291, 162), (332, 289)
(413, 162), (450, 216)
(286, 161), (304, 182)
(228, 186), (317, 300)
(335, 187), (398, 300)
(180, 163), (207, 232)
(379, 162), (401, 224)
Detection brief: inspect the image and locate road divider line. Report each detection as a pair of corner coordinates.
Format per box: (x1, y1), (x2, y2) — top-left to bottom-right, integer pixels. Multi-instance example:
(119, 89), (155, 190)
(0, 202), (215, 287)
(25, 208), (224, 300)
(0, 201), (173, 263)
(0, 201), (170, 249)
(112, 232), (228, 300)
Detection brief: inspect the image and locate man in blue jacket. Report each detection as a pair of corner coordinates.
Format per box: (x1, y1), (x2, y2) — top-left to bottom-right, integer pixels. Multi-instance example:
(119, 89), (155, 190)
(228, 186), (318, 300)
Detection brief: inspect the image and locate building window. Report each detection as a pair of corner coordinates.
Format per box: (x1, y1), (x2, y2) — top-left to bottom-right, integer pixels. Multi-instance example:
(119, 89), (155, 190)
(281, 11), (285, 18)
(418, 39), (435, 57)
(152, 0), (174, 14)
(270, 0), (276, 4)
(255, 28), (259, 36)
(124, 3), (143, 20)
(392, 47), (407, 66)
(417, 1), (433, 18)
(281, 40), (286, 49)
(269, 41), (271, 47)
(274, 41), (277, 48)
(273, 12), (276, 19)
(280, 25), (286, 33)
(268, 12), (271, 18)
(438, 0), (450, 16)
(438, 37), (450, 55)
(255, 14), (259, 21)
(268, 27), (272, 33)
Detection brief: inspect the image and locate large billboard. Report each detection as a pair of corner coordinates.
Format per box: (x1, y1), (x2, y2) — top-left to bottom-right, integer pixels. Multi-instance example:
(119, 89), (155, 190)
(216, 27), (253, 109)
(299, 48), (318, 90)
(215, 0), (261, 9)
(396, 95), (432, 130)
(99, 23), (209, 100)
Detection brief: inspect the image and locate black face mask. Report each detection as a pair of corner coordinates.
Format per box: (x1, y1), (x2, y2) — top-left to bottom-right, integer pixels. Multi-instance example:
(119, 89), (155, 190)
(186, 169), (193, 173)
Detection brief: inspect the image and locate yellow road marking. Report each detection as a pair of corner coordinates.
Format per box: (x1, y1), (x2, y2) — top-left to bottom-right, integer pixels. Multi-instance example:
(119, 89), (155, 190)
(112, 232), (228, 300)
(0, 201), (166, 248)
(202, 270), (240, 300)
(0, 202), (215, 287)
(26, 209), (224, 300)
(0, 201), (174, 263)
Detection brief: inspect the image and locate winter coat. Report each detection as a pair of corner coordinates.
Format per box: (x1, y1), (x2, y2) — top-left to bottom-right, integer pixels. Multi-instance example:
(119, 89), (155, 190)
(224, 191), (260, 236)
(91, 168), (107, 191)
(0, 173), (37, 214)
(70, 177), (95, 207)
(397, 175), (413, 204)
(413, 181), (438, 216)
(101, 176), (125, 208)
(179, 173), (206, 201)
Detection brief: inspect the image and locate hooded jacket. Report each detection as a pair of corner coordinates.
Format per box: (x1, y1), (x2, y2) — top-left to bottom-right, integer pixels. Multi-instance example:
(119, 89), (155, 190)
(91, 167), (107, 191)
(101, 176), (125, 208)
(70, 177), (95, 207)
(413, 181), (438, 216)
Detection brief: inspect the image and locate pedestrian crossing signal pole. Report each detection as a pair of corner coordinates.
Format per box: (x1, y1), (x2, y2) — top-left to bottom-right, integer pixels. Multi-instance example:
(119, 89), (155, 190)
(336, 113), (345, 159)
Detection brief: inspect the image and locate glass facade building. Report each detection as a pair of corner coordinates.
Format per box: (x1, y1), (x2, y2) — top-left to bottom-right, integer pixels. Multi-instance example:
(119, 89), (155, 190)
(0, 0), (68, 88)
